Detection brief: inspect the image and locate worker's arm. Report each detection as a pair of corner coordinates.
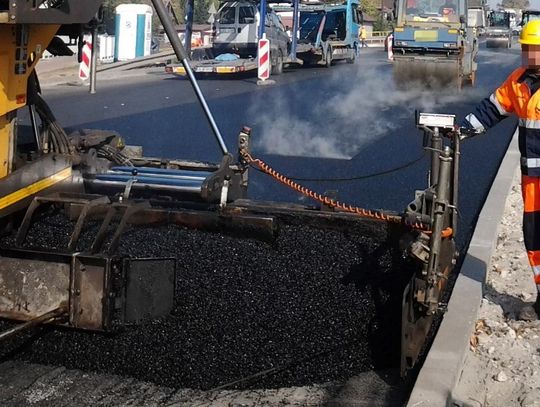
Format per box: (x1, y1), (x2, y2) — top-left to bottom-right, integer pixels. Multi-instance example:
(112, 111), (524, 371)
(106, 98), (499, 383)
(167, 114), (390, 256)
(460, 78), (515, 136)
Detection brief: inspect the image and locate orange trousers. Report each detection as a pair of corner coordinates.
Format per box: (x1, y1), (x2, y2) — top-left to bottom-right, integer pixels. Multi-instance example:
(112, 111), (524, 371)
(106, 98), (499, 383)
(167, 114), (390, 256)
(521, 175), (540, 292)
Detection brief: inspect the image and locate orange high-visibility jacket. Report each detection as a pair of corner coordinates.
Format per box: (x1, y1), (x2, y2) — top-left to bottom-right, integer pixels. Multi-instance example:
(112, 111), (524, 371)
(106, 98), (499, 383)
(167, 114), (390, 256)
(464, 67), (540, 176)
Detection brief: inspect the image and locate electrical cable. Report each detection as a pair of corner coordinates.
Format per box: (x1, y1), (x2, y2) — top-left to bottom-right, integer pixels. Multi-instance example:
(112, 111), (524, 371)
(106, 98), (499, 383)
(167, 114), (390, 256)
(250, 151), (427, 182)
(163, 338), (363, 405)
(202, 337), (363, 394)
(240, 149), (428, 230)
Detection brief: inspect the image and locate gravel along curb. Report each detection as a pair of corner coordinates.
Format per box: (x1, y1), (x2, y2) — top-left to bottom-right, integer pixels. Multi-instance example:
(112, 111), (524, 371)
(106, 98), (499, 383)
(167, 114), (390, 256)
(407, 129), (520, 407)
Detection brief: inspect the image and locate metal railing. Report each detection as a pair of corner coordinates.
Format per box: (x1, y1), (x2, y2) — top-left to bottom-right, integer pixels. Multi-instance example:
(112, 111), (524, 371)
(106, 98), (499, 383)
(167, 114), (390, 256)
(370, 30), (392, 38)
(363, 31), (391, 45)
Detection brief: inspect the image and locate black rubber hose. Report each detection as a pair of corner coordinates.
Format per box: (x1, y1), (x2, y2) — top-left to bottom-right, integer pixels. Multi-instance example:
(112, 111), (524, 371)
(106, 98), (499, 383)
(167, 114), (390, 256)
(33, 94), (70, 154)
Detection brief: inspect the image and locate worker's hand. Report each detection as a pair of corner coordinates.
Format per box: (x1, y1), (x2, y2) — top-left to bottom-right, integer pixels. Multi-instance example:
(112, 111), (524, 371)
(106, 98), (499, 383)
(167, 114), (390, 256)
(458, 126), (480, 140)
(440, 125), (462, 139)
(441, 125), (476, 141)
(458, 116), (486, 140)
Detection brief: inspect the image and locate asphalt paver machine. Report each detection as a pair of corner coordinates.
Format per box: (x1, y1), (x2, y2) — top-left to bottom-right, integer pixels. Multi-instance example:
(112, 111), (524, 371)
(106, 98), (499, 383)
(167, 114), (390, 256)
(0, 0), (463, 381)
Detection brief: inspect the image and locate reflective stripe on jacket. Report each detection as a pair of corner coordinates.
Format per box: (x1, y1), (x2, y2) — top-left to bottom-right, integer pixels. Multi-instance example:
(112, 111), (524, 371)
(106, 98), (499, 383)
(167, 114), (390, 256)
(463, 67), (540, 176)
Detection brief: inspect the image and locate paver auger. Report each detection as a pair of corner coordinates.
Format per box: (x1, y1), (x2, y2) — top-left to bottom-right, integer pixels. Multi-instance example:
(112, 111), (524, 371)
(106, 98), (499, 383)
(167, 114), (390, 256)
(0, 1), (460, 378)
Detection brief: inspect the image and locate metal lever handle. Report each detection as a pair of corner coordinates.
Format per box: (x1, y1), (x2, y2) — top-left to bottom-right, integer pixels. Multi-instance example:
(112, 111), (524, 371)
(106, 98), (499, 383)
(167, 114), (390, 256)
(0, 306), (67, 342)
(151, 0), (229, 156)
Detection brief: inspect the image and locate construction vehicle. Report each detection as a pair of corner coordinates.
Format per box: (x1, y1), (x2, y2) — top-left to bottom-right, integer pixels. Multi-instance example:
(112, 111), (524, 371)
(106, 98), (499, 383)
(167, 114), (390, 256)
(392, 0), (480, 89)
(166, 0), (298, 76)
(503, 7), (520, 33)
(167, 0), (361, 77)
(520, 9), (540, 29)
(294, 0), (361, 66)
(512, 10), (540, 36)
(0, 0), (463, 384)
(468, 6), (486, 36)
(485, 10), (512, 48)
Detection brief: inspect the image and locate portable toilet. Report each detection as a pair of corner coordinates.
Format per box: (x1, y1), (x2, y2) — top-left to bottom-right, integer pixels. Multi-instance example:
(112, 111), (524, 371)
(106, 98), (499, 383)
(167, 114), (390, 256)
(115, 4), (153, 61)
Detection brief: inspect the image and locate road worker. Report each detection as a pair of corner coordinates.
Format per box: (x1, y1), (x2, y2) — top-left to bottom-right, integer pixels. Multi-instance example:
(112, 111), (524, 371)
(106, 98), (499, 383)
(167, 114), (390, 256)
(461, 21), (540, 320)
(360, 25), (368, 48)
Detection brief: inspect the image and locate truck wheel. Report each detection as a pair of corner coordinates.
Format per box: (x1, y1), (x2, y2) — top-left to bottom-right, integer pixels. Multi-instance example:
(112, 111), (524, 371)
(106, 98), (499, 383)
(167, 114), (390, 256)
(463, 70), (476, 87)
(470, 70), (476, 87)
(457, 75), (463, 91)
(346, 45), (356, 64)
(273, 49), (284, 75)
(325, 45), (333, 68)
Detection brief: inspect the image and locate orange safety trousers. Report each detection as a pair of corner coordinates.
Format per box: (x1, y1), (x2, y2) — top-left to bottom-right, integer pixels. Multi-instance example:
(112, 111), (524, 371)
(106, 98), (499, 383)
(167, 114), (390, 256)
(521, 175), (540, 292)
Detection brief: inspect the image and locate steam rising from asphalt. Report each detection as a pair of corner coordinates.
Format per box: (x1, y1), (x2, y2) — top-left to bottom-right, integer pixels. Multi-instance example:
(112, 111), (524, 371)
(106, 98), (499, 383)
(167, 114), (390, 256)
(251, 63), (485, 159)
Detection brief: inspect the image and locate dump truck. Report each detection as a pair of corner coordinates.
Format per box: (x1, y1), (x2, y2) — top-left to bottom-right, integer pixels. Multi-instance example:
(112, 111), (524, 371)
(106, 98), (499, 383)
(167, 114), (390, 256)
(1, 0), (464, 389)
(392, 0), (480, 89)
(485, 10), (512, 48)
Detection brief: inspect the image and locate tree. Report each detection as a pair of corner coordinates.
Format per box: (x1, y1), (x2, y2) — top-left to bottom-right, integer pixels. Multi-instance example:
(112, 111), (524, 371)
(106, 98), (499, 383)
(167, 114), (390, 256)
(361, 0), (380, 19)
(497, 0), (529, 9)
(361, 0), (392, 31)
(192, 0), (213, 24)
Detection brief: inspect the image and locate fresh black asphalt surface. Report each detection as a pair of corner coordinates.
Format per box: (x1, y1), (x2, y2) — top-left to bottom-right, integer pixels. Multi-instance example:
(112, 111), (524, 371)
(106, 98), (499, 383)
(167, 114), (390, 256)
(0, 42), (523, 404)
(1, 213), (414, 390)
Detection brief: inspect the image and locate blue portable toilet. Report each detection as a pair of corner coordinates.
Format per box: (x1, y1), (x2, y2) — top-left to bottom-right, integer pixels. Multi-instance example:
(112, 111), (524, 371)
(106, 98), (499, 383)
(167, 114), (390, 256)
(115, 4), (153, 61)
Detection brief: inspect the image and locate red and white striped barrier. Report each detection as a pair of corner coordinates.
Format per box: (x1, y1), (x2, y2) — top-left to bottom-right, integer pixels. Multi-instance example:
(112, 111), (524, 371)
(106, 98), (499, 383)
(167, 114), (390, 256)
(79, 35), (92, 80)
(257, 36), (270, 81)
(387, 33), (393, 62)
